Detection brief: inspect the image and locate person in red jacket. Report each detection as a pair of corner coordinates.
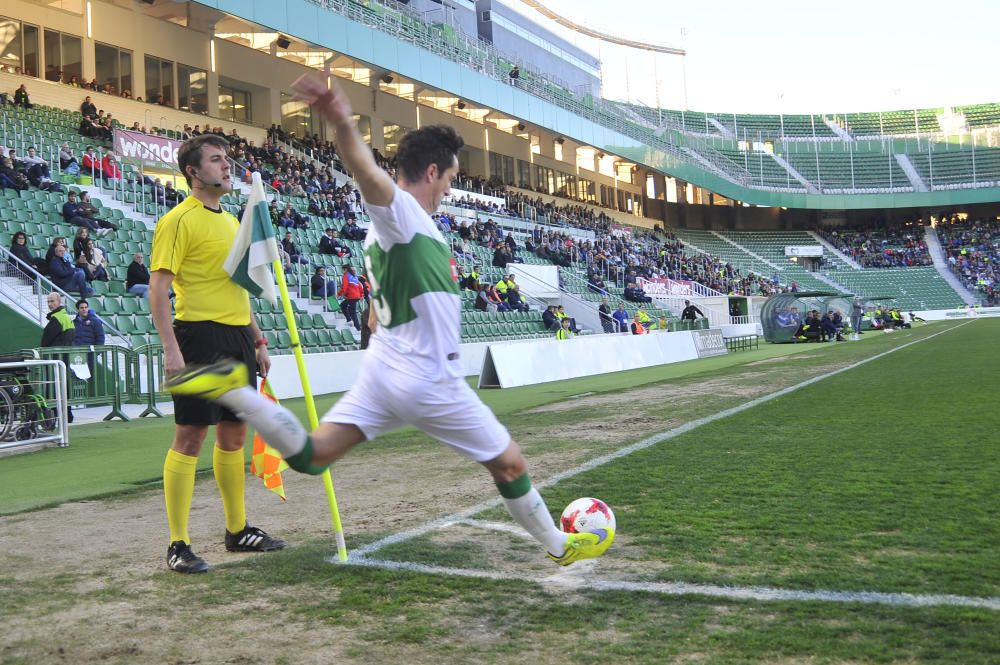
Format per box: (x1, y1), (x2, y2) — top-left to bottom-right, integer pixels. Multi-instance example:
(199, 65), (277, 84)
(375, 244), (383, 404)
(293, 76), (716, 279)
(338, 263), (364, 331)
(81, 146), (100, 179)
(101, 151), (122, 183)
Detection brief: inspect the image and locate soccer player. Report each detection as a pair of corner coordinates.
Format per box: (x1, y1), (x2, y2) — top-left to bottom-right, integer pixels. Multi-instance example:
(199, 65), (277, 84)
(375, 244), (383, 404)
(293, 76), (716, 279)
(166, 75), (613, 566)
(151, 134), (286, 573)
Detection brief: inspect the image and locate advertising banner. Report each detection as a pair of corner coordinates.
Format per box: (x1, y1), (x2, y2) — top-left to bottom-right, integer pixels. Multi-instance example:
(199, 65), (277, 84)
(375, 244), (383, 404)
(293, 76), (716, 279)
(113, 128), (182, 168)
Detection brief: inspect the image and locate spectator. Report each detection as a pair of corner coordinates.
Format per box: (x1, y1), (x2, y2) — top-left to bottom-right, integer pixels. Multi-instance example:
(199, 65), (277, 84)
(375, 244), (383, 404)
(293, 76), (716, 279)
(587, 272), (608, 296)
(474, 284), (491, 312)
(612, 303), (630, 332)
(555, 317), (573, 340)
(164, 181), (183, 206)
(8, 231), (47, 279)
(277, 205), (297, 229)
(555, 305), (579, 333)
(48, 244), (91, 296)
(126, 252), (151, 298)
(77, 238), (109, 283)
(486, 285), (510, 312)
(42, 291), (76, 423)
(341, 215), (364, 241)
(63, 191), (116, 234)
(80, 95), (97, 118)
(623, 281), (652, 303)
(59, 143), (80, 175)
(636, 307), (655, 330)
(310, 266), (338, 299)
(598, 297), (615, 333)
(338, 264), (365, 330)
(73, 298), (106, 347)
(318, 227), (350, 257)
(81, 146), (100, 177)
(505, 276), (529, 312)
(680, 300), (704, 323)
(281, 232), (310, 265)
(13, 84), (31, 109)
(21, 147), (55, 188)
(101, 151), (122, 184)
(0, 157), (28, 191)
(541, 304), (559, 330)
(630, 313), (647, 335)
(42, 292), (75, 346)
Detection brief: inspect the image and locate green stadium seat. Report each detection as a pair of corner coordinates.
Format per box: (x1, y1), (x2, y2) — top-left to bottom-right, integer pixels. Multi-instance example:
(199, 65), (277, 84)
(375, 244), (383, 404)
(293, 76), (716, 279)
(120, 297), (143, 314)
(100, 297), (122, 315)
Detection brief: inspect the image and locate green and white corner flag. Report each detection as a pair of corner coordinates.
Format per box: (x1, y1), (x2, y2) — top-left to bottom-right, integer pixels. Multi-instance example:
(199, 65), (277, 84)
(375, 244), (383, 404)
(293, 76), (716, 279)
(224, 171), (280, 304)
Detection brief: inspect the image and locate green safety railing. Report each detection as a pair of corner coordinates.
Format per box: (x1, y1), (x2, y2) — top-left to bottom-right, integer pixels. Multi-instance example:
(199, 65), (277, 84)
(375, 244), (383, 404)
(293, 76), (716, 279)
(32, 344), (166, 421)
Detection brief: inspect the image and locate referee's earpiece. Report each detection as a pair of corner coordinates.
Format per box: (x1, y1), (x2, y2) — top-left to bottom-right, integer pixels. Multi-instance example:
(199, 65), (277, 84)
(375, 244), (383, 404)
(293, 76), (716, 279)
(191, 167), (224, 189)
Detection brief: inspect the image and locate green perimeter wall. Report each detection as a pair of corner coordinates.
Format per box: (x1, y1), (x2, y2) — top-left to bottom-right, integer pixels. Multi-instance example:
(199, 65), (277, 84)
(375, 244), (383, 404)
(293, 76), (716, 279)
(0, 304), (42, 355)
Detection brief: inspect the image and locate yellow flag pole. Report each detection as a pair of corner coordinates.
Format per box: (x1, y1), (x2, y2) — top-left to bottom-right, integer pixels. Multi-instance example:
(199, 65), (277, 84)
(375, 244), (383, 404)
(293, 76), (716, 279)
(271, 258), (348, 561)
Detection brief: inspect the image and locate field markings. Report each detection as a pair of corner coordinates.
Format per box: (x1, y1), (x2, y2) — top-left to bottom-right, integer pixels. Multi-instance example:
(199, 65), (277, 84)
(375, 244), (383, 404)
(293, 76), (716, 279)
(339, 321), (998, 610)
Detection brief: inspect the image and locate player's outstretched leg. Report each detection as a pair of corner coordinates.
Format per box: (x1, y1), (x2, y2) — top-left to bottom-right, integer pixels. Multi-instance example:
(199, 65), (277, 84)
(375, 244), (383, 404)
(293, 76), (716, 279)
(487, 446), (614, 566)
(165, 359), (327, 475)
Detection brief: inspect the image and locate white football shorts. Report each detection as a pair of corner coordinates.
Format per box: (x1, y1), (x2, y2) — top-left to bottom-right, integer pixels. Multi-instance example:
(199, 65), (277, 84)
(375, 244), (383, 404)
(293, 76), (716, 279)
(322, 353), (511, 462)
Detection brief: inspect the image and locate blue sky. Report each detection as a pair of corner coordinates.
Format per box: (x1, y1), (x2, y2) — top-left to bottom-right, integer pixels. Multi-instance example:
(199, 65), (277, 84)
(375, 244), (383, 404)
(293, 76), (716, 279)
(503, 0), (998, 114)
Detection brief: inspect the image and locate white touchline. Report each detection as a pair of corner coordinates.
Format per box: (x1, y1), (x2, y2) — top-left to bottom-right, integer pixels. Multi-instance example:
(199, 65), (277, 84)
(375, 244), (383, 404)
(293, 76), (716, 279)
(340, 321), (997, 610)
(348, 557), (1000, 611)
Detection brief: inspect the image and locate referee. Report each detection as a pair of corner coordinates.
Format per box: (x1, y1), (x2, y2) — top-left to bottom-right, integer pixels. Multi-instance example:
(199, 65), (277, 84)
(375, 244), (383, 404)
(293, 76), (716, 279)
(150, 135), (286, 573)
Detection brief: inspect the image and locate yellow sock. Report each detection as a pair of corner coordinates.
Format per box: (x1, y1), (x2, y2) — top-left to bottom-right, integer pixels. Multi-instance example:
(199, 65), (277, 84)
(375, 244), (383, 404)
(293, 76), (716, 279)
(213, 445), (247, 534)
(164, 449), (198, 545)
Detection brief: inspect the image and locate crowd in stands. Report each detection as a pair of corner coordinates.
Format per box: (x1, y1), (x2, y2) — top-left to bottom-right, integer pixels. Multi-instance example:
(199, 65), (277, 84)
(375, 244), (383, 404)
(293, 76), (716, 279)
(0, 143), (65, 193)
(818, 224), (932, 268)
(937, 216), (999, 305)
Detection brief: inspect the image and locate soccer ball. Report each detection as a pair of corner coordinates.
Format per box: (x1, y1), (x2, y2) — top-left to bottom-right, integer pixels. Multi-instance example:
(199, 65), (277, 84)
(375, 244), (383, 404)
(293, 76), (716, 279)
(560, 497), (616, 533)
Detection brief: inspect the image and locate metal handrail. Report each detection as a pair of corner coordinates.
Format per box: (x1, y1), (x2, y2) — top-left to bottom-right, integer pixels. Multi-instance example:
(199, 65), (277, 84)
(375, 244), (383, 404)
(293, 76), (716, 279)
(0, 245), (132, 345)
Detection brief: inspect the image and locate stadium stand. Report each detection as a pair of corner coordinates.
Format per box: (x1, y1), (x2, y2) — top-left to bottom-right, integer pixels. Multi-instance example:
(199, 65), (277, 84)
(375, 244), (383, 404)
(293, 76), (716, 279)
(936, 217), (999, 305)
(816, 225), (932, 268)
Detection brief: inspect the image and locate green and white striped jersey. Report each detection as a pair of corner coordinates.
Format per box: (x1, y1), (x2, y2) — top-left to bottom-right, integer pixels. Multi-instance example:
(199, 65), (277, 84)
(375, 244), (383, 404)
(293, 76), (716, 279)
(362, 186), (462, 380)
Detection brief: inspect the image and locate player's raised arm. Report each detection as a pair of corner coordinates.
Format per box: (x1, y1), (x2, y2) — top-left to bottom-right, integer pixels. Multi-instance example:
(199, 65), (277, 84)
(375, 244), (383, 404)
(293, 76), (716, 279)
(291, 74), (394, 208)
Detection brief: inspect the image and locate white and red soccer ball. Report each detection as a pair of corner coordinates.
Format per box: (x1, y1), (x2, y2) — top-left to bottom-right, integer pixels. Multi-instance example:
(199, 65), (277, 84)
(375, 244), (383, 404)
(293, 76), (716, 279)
(560, 497), (616, 533)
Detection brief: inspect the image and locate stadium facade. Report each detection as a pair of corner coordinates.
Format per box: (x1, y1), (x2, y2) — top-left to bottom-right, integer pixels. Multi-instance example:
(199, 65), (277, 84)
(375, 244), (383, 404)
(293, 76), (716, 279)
(1, 0), (999, 231)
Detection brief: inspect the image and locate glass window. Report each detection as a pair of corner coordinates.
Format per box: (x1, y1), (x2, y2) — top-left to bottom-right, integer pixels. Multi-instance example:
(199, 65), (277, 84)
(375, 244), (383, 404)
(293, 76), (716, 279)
(145, 55), (174, 106)
(219, 84), (252, 124)
(40, 29), (80, 83)
(517, 159), (531, 189)
(161, 59), (173, 106)
(0, 18), (39, 77)
(60, 33), (81, 84)
(489, 152), (514, 186)
(43, 29), (60, 81)
(95, 43), (132, 97)
(95, 43), (118, 94)
(144, 55), (159, 103)
(281, 92), (325, 141)
(22, 24), (38, 78)
(177, 64), (207, 114)
(0, 17), (23, 73)
(119, 50), (132, 98)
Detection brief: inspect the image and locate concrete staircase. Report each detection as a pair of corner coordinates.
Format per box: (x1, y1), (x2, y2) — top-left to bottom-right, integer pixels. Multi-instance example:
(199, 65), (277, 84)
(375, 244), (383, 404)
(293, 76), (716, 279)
(808, 231), (863, 269)
(922, 226), (979, 305)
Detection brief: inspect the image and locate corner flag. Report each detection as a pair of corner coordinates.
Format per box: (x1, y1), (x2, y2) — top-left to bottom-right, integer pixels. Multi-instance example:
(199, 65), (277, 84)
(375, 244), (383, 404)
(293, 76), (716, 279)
(224, 171), (279, 304)
(251, 379), (289, 501)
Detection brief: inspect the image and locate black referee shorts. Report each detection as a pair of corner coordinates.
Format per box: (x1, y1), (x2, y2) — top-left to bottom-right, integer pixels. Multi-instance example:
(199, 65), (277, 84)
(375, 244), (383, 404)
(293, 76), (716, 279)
(173, 320), (256, 426)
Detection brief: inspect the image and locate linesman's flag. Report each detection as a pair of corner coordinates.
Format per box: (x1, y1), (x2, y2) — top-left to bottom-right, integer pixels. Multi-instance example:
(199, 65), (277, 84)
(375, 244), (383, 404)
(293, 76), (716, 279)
(251, 379), (289, 501)
(224, 171), (280, 304)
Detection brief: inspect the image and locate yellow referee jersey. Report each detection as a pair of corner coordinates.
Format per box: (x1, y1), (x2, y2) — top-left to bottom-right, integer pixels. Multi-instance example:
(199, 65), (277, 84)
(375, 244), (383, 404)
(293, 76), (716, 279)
(151, 196), (251, 326)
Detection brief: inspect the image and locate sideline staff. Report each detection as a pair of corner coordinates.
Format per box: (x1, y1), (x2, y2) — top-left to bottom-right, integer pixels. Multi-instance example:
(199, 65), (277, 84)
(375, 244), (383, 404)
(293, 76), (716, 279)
(150, 134), (285, 574)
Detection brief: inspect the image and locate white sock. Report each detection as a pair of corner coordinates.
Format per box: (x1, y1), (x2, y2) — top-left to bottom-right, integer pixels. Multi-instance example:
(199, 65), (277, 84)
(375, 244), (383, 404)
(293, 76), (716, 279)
(215, 386), (307, 458)
(503, 488), (568, 556)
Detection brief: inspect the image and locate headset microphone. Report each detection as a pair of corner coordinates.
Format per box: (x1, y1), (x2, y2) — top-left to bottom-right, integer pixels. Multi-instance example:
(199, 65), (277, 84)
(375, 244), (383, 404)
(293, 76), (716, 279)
(193, 168), (225, 189)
